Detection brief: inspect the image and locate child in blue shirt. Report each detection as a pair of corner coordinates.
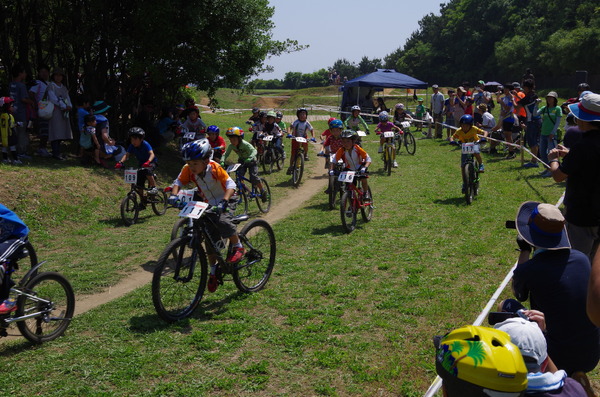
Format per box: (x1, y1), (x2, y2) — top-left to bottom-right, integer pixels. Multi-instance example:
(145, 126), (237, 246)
(115, 127), (158, 196)
(0, 203), (29, 314)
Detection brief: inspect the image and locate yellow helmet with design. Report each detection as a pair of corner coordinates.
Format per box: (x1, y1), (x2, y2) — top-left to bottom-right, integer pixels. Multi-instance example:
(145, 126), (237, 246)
(226, 126), (244, 138)
(435, 325), (528, 396)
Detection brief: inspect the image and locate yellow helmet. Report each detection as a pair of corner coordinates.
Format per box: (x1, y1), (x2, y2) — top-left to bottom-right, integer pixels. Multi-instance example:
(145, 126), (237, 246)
(435, 325), (527, 396)
(226, 126), (244, 138)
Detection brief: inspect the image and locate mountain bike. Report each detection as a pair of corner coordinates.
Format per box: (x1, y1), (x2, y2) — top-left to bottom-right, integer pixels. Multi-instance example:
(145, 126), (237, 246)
(120, 167), (168, 226)
(327, 159), (345, 210)
(259, 134), (284, 174)
(396, 121), (416, 155)
(461, 142), (481, 205)
(381, 131), (397, 176)
(338, 170), (373, 233)
(0, 242), (75, 343)
(226, 163), (271, 215)
(152, 201), (276, 322)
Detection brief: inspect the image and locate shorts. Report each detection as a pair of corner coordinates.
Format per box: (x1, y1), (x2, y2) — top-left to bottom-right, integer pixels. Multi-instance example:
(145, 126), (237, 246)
(136, 162), (157, 188)
(203, 211), (237, 255)
(525, 119), (541, 147)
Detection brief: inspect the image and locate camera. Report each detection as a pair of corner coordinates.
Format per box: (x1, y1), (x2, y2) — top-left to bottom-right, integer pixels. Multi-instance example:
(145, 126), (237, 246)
(488, 309), (530, 325)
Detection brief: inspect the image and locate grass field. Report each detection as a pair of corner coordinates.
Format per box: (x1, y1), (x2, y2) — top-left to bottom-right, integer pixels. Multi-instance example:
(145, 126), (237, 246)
(0, 102), (590, 396)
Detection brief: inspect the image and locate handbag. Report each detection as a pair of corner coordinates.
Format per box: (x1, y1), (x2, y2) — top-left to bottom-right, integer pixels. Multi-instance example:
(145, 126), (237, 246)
(37, 83), (54, 120)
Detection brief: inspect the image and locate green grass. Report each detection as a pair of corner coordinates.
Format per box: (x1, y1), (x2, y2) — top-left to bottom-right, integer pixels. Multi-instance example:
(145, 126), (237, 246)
(0, 108), (591, 395)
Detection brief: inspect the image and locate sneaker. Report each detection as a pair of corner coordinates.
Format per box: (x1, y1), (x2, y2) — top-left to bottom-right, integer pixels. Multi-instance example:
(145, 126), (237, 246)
(363, 192), (371, 204)
(12, 159), (23, 165)
(37, 148), (52, 157)
(304, 155), (309, 161)
(523, 162), (539, 168)
(317, 151), (325, 157)
(505, 152), (516, 159)
(18, 154), (32, 160)
(282, 152), (286, 159)
(207, 274), (219, 293)
(226, 246), (246, 264)
(0, 299), (17, 315)
(148, 186), (159, 195)
(377, 146), (383, 153)
(393, 161), (398, 168)
(261, 190), (269, 203)
(478, 164), (485, 173)
(286, 166), (293, 175)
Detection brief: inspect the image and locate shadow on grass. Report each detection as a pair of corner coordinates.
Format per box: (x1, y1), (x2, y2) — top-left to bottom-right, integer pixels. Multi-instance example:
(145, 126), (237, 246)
(0, 338), (45, 357)
(311, 222), (349, 236)
(98, 213), (155, 228)
(433, 196), (466, 206)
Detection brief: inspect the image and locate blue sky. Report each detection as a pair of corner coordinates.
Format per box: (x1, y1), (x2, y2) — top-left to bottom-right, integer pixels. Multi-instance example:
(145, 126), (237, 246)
(256, 0), (446, 80)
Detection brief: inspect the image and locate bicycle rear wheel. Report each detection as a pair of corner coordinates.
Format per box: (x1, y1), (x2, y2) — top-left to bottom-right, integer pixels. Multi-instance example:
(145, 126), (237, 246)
(232, 189), (249, 217)
(151, 189), (168, 216)
(255, 178), (271, 213)
(233, 219), (276, 292)
(16, 271), (75, 343)
(340, 191), (357, 233)
(152, 236), (208, 322)
(361, 187), (373, 222)
(404, 132), (416, 155)
(120, 193), (139, 226)
(292, 153), (304, 187)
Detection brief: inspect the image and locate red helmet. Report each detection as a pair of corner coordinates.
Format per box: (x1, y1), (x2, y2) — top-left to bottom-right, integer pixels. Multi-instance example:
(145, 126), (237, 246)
(0, 97), (15, 106)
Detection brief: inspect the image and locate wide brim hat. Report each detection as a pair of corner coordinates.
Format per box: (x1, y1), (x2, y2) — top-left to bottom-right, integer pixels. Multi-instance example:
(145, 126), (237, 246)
(516, 201), (570, 250)
(568, 92), (600, 122)
(92, 100), (111, 114)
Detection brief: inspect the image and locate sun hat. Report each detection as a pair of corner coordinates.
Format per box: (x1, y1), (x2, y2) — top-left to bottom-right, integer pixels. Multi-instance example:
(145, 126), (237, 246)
(92, 100), (111, 114)
(516, 201), (570, 250)
(568, 92), (600, 122)
(478, 80), (485, 85)
(512, 82), (521, 89)
(495, 318), (547, 372)
(546, 91), (558, 99)
(418, 97), (423, 101)
(432, 84), (439, 89)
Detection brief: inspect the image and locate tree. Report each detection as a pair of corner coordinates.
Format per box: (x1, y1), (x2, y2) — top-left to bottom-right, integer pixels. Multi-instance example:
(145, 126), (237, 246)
(358, 56), (382, 75)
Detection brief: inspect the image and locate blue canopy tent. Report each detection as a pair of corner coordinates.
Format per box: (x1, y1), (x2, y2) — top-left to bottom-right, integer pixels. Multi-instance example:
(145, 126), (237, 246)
(340, 69), (428, 120)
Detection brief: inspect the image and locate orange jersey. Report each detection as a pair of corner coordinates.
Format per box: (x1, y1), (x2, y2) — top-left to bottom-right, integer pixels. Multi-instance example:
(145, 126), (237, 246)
(333, 145), (371, 170)
(174, 160), (236, 206)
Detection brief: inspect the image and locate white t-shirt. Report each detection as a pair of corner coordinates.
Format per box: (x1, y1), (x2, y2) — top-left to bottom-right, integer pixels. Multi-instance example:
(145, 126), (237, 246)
(291, 120), (313, 138)
(482, 112), (496, 130)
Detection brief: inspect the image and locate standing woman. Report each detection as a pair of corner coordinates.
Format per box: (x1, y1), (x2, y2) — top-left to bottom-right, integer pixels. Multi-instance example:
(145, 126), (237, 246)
(47, 68), (73, 160)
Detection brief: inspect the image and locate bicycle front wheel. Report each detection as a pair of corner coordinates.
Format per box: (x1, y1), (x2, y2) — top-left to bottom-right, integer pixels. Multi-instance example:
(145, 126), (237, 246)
(170, 217), (189, 240)
(16, 271), (75, 343)
(120, 194), (139, 226)
(463, 162), (474, 205)
(361, 187), (373, 222)
(255, 178), (271, 213)
(404, 132), (416, 155)
(232, 189), (249, 217)
(385, 146), (393, 176)
(340, 191), (357, 233)
(151, 189), (168, 216)
(292, 153), (304, 187)
(233, 219), (276, 293)
(152, 236), (208, 322)
(328, 175), (337, 210)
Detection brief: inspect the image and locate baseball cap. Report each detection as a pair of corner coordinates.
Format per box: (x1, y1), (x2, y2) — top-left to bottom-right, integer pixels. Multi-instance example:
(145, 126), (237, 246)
(495, 318), (547, 372)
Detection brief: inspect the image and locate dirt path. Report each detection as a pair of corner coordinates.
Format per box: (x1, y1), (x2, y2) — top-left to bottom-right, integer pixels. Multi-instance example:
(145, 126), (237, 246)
(74, 146), (327, 316)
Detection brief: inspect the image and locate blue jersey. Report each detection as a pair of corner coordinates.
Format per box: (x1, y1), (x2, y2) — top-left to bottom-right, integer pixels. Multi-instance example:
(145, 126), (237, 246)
(127, 140), (155, 165)
(0, 204), (29, 242)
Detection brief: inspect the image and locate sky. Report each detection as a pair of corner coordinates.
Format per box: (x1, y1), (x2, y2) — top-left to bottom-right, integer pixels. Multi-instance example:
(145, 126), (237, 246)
(256, 0), (445, 80)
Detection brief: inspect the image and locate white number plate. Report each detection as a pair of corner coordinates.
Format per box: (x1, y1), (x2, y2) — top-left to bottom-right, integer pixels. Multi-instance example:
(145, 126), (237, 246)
(262, 135), (273, 141)
(295, 137), (307, 143)
(462, 142), (475, 154)
(177, 189), (195, 203)
(227, 163), (241, 173)
(383, 131), (394, 138)
(401, 121), (411, 129)
(124, 169), (137, 184)
(338, 171), (355, 183)
(178, 201), (209, 219)
(357, 130), (367, 137)
(184, 131), (196, 140)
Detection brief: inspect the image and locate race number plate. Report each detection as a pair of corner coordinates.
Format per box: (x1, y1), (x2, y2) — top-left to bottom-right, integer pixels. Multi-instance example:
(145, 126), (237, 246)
(177, 189), (195, 204)
(383, 131), (394, 138)
(338, 171), (355, 183)
(400, 121), (411, 129)
(227, 163), (241, 173)
(179, 201), (209, 219)
(357, 131), (367, 137)
(184, 131), (196, 140)
(124, 168), (137, 184)
(462, 142), (476, 154)
(295, 137), (307, 143)
(262, 135), (273, 141)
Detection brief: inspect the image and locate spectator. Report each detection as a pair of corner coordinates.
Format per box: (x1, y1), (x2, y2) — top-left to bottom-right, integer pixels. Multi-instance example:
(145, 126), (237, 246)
(179, 97), (199, 121)
(155, 106), (178, 143)
(0, 97), (20, 164)
(522, 68), (535, 85)
(512, 82), (526, 143)
(435, 325), (528, 397)
(430, 84), (445, 139)
(28, 65), (51, 157)
(548, 92), (600, 259)
(537, 92), (561, 177)
(76, 94), (92, 134)
(453, 86), (467, 122)
(181, 107), (207, 138)
(491, 84), (518, 159)
(9, 65), (33, 159)
(518, 79), (542, 168)
(47, 68), (73, 160)
(472, 80), (491, 125)
(476, 103), (496, 135)
(92, 100), (124, 162)
(562, 113), (582, 149)
(443, 90), (457, 140)
(494, 317), (588, 396)
(415, 98), (425, 132)
(512, 201), (600, 377)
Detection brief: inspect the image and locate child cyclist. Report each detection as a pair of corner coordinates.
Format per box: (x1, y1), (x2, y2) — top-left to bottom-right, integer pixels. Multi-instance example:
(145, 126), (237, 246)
(344, 105), (369, 133)
(288, 107), (316, 171)
(206, 125), (226, 162)
(374, 111), (401, 168)
(262, 111), (285, 159)
(221, 127), (268, 202)
(167, 139), (244, 293)
(449, 114), (486, 173)
(115, 127), (159, 203)
(329, 129), (372, 203)
(181, 108), (207, 139)
(0, 97), (20, 165)
(324, 119), (344, 158)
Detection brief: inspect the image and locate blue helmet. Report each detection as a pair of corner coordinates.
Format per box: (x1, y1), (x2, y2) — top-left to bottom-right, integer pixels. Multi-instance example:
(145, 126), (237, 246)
(329, 119), (343, 129)
(459, 114), (474, 125)
(378, 111), (389, 122)
(182, 139), (212, 161)
(207, 125), (220, 135)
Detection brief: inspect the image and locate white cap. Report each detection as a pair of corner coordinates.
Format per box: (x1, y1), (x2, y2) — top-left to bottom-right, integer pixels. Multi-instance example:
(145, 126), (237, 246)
(495, 318), (547, 371)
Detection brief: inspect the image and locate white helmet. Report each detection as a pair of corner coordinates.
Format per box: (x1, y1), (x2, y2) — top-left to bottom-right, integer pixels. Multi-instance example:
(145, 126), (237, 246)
(351, 105), (361, 112)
